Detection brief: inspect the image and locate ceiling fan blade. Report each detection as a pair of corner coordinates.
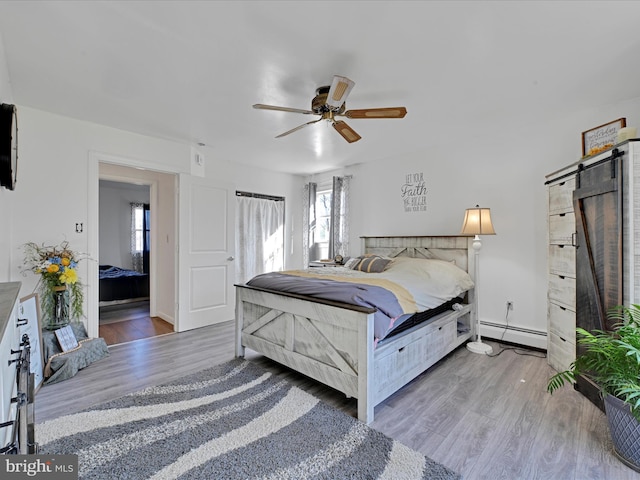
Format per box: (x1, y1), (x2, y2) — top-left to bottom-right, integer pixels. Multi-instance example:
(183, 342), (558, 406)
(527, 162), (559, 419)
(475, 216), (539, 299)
(253, 104), (316, 115)
(325, 75), (355, 110)
(333, 120), (361, 143)
(344, 107), (407, 119)
(275, 117), (322, 138)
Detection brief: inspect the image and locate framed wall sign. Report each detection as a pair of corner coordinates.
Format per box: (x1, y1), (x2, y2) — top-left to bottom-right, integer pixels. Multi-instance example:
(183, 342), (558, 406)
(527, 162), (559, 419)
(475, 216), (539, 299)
(582, 118), (626, 157)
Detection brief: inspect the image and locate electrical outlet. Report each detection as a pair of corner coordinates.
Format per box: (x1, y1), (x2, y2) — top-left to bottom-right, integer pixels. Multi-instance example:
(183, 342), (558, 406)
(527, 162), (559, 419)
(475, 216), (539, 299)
(507, 301), (514, 311)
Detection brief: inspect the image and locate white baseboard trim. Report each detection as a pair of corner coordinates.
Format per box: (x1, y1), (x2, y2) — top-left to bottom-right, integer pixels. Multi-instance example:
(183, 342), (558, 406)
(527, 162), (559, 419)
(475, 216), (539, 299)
(156, 311), (175, 325)
(480, 321), (547, 350)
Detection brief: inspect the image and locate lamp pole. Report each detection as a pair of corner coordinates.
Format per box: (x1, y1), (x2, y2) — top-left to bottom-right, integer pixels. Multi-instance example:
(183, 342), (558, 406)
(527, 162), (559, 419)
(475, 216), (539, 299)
(466, 234), (493, 355)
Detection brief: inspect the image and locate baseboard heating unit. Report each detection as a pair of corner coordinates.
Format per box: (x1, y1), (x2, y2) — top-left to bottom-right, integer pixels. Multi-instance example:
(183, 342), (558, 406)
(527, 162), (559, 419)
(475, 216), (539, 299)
(481, 321), (547, 350)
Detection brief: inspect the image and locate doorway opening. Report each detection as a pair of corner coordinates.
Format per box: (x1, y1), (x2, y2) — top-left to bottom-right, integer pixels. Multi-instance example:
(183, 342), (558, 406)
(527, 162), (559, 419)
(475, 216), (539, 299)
(95, 167), (177, 345)
(88, 153), (234, 339)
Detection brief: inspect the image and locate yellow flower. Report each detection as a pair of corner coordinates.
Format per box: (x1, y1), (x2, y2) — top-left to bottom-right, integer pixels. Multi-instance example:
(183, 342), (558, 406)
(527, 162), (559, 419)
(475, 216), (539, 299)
(59, 267), (78, 285)
(61, 257), (71, 266)
(47, 264), (60, 274)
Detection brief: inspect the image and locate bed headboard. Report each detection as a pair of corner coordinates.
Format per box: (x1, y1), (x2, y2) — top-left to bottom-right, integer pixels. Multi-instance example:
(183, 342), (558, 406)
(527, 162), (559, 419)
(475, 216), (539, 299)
(360, 236), (475, 280)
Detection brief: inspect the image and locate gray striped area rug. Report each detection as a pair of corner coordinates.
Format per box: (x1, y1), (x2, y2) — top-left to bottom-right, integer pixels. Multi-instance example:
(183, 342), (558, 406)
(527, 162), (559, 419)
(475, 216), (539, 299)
(36, 359), (461, 479)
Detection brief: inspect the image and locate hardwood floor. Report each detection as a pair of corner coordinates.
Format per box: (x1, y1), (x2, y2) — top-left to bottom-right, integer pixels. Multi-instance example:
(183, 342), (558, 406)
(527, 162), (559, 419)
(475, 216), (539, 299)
(35, 322), (640, 480)
(99, 301), (174, 345)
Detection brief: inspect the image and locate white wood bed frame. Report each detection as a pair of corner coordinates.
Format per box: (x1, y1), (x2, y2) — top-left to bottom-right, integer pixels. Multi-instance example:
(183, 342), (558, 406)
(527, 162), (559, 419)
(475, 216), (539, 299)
(235, 236), (476, 424)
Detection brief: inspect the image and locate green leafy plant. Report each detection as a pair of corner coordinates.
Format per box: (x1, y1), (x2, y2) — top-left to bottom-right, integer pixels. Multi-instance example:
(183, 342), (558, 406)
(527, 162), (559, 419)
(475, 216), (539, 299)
(547, 304), (640, 421)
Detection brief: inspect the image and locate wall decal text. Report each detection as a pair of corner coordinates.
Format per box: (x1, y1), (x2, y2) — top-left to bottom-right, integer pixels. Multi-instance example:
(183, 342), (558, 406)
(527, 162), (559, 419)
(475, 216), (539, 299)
(402, 172), (427, 212)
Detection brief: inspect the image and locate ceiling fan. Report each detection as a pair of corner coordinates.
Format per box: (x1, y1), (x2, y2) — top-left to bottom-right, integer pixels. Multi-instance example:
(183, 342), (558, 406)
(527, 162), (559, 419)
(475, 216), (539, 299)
(253, 75), (407, 143)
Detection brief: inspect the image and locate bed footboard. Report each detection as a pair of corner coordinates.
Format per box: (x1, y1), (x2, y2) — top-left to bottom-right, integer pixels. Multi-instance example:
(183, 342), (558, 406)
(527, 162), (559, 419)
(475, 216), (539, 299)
(236, 285), (377, 422)
(236, 285), (473, 424)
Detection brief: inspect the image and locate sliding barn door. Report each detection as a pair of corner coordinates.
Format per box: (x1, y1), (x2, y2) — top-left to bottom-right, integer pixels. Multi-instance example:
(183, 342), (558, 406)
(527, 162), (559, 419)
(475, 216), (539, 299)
(573, 150), (624, 407)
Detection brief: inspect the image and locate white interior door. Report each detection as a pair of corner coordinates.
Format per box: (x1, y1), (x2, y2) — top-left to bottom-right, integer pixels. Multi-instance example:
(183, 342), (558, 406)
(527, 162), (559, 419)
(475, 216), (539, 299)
(177, 174), (235, 332)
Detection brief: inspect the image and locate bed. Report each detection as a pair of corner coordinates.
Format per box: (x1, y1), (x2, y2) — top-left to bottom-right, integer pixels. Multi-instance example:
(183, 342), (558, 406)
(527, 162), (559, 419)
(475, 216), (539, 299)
(98, 265), (150, 304)
(235, 235), (476, 424)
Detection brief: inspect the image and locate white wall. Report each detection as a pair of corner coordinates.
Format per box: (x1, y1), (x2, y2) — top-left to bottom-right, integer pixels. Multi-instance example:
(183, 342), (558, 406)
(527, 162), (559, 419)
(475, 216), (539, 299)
(8, 106), (304, 331)
(99, 181), (150, 269)
(317, 96), (640, 349)
(0, 32), (13, 283)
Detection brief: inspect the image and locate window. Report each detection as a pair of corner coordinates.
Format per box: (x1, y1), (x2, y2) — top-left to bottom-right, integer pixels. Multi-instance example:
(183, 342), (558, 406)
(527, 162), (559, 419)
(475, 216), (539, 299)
(304, 176), (351, 265)
(315, 189), (332, 245)
(310, 188), (332, 260)
(132, 205), (144, 253)
(131, 203), (150, 273)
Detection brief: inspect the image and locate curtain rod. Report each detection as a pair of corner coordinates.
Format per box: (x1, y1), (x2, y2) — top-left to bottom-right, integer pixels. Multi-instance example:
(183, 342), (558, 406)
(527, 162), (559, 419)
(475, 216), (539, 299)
(236, 191), (285, 201)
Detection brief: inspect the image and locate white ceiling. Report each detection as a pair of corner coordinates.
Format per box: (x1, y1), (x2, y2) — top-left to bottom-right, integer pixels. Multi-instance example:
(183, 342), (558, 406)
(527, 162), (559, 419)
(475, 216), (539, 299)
(1, 1), (639, 175)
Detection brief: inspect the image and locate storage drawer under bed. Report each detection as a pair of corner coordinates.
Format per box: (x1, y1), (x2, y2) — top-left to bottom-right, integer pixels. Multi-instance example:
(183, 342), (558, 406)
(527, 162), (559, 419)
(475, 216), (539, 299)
(377, 319), (455, 367)
(373, 309), (461, 398)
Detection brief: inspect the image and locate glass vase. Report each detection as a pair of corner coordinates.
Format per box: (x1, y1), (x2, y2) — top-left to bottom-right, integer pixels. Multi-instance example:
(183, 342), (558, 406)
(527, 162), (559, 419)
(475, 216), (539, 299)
(47, 285), (70, 330)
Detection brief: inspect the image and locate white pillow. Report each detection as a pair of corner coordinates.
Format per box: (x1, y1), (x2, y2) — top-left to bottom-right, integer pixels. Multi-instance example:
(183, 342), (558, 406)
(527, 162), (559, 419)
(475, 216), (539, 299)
(381, 256), (474, 309)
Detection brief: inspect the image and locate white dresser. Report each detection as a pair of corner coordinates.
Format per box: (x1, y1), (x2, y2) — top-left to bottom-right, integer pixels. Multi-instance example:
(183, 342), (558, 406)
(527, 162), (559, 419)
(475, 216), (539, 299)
(545, 170), (577, 372)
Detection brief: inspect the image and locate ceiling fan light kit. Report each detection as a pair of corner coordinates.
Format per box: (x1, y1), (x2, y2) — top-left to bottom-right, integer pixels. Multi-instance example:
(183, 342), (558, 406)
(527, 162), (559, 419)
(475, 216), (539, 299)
(253, 75), (407, 143)
(326, 75), (355, 109)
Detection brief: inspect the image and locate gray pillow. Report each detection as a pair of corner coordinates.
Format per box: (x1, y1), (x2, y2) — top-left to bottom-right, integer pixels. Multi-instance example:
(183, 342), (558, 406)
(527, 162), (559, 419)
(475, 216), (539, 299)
(352, 255), (391, 273)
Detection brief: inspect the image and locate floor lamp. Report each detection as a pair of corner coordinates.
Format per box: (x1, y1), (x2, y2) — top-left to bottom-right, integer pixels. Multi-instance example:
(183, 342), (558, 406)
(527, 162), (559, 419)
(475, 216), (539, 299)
(460, 205), (496, 355)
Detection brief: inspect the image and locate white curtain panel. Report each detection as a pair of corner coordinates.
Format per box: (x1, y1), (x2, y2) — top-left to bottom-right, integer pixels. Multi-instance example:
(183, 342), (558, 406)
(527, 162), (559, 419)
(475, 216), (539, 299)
(303, 182), (317, 268)
(236, 196), (285, 284)
(130, 202), (144, 273)
(329, 175), (351, 259)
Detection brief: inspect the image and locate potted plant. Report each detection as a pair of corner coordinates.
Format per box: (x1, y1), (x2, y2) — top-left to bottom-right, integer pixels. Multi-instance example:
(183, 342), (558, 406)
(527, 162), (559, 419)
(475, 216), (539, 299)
(547, 304), (640, 472)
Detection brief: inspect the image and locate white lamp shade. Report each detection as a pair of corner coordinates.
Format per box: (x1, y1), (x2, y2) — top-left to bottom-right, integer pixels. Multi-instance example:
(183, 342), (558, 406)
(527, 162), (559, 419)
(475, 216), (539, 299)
(460, 206), (496, 235)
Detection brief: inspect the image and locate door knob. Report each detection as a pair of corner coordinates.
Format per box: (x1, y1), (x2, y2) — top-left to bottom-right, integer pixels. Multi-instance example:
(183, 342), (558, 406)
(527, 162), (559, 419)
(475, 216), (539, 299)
(227, 256), (235, 261)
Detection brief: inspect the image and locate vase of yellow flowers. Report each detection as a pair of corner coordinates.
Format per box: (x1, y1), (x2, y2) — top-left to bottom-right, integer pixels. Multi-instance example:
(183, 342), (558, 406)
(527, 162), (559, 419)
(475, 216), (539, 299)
(22, 241), (85, 330)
